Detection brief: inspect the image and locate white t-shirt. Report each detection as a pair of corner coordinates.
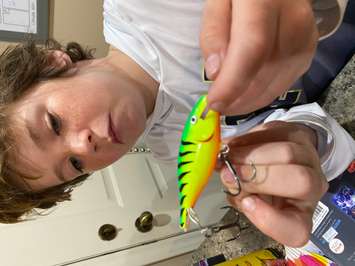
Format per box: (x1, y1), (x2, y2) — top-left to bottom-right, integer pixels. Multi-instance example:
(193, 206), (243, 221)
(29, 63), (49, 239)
(103, 0), (354, 181)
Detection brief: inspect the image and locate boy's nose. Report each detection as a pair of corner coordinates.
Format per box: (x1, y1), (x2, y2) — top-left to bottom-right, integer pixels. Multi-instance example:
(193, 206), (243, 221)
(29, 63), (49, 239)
(69, 129), (96, 155)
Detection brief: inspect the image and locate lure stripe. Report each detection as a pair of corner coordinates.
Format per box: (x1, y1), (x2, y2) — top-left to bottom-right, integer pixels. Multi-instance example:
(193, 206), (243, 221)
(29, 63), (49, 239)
(179, 183), (187, 193)
(180, 208), (185, 218)
(181, 140), (195, 146)
(179, 151), (195, 157)
(180, 195), (186, 205)
(178, 161), (192, 168)
(178, 171), (190, 181)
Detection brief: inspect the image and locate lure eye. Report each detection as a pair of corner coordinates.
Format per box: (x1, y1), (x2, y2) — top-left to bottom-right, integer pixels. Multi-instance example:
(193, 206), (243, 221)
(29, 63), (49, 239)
(190, 115), (197, 124)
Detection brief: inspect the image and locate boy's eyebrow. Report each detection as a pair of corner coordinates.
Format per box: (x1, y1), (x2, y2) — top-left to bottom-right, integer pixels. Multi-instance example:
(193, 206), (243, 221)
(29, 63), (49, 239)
(25, 120), (46, 151)
(54, 163), (67, 183)
(25, 121), (66, 182)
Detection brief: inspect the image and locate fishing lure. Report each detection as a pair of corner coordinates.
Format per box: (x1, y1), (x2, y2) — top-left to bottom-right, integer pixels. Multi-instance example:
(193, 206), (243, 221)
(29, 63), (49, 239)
(177, 95), (221, 231)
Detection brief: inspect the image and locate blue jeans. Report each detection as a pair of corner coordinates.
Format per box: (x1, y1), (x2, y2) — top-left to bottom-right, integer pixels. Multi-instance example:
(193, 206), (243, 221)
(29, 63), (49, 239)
(301, 1), (355, 102)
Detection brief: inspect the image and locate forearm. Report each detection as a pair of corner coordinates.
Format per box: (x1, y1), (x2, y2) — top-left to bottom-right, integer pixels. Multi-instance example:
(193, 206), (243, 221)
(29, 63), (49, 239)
(263, 103), (355, 181)
(311, 0), (349, 40)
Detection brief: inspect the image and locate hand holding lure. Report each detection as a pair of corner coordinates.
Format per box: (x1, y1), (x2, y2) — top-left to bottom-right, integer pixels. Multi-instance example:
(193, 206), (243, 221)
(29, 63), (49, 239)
(177, 95), (241, 231)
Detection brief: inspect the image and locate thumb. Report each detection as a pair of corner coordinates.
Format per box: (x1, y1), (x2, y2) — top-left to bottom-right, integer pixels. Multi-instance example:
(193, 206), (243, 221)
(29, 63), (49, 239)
(200, 0), (231, 80)
(238, 195), (312, 247)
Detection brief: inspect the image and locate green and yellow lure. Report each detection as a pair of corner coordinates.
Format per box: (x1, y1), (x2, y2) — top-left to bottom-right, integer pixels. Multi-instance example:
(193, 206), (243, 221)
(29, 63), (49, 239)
(177, 95), (221, 231)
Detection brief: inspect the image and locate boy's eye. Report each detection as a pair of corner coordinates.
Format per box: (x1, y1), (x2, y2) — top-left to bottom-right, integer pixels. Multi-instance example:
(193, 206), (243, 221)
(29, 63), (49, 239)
(69, 157), (83, 173)
(48, 112), (61, 135)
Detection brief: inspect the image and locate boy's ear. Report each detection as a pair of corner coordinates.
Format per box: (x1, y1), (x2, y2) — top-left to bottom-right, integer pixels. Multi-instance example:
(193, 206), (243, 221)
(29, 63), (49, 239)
(44, 50), (77, 76)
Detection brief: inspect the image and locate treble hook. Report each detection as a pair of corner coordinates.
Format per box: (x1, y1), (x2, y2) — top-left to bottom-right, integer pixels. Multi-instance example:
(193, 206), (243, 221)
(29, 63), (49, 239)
(204, 206), (249, 239)
(218, 145), (242, 196)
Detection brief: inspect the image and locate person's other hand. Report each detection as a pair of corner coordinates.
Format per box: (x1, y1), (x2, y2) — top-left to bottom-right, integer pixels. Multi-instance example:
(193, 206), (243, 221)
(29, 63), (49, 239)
(200, 0), (318, 115)
(219, 121), (329, 247)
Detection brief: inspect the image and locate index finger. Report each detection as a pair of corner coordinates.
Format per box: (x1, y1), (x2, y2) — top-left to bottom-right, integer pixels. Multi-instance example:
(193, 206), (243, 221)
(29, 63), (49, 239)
(226, 121), (317, 148)
(207, 0), (278, 112)
(200, 0), (231, 80)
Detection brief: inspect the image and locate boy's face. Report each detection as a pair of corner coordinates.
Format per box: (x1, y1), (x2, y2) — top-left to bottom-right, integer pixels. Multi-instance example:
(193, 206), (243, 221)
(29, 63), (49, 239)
(11, 65), (148, 191)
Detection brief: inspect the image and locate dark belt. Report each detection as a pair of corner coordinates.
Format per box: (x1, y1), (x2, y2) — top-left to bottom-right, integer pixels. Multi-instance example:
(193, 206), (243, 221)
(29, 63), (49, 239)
(224, 89), (306, 125)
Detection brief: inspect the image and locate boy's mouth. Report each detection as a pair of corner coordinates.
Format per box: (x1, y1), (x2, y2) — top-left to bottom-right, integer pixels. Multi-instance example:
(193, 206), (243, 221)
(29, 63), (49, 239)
(108, 114), (123, 144)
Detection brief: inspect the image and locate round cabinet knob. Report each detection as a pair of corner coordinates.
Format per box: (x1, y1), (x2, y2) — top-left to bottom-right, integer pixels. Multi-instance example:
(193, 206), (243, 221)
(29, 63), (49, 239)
(135, 211), (154, 233)
(98, 224), (118, 241)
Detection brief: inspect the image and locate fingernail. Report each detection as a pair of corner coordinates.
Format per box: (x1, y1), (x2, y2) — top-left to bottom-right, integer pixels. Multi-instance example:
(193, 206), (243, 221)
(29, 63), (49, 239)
(241, 197), (256, 212)
(222, 170), (236, 184)
(205, 54), (220, 78)
(209, 102), (224, 112)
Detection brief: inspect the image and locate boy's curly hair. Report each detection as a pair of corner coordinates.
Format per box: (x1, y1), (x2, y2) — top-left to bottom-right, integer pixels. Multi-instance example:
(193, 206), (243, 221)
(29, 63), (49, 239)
(0, 38), (95, 223)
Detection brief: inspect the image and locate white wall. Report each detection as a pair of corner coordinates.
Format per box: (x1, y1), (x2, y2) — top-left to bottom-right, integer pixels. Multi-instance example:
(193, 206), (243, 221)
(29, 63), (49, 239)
(49, 0), (109, 58)
(1, 0), (109, 57)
